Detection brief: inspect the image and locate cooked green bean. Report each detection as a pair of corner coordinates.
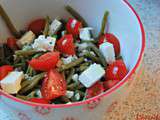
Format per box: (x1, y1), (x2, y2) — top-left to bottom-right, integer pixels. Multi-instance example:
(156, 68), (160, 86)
(89, 44), (106, 67)
(15, 50), (39, 56)
(116, 55), (123, 60)
(99, 10), (109, 37)
(81, 40), (97, 44)
(67, 83), (78, 91)
(79, 62), (90, 72)
(65, 5), (88, 27)
(66, 68), (75, 84)
(0, 4), (21, 38)
(26, 65), (34, 76)
(21, 79), (31, 89)
(84, 52), (101, 63)
(60, 96), (71, 103)
(43, 16), (50, 36)
(32, 53), (43, 58)
(76, 90), (85, 98)
(77, 84), (85, 90)
(13, 63), (24, 67)
(19, 73), (45, 94)
(27, 91), (36, 98)
(58, 57), (84, 72)
(16, 94), (30, 100)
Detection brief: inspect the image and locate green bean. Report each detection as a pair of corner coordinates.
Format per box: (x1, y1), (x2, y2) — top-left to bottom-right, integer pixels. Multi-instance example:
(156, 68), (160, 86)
(76, 90), (85, 98)
(16, 94), (30, 100)
(15, 50), (39, 56)
(79, 62), (90, 72)
(99, 11), (109, 37)
(80, 40), (97, 44)
(27, 91), (36, 98)
(84, 52), (101, 63)
(21, 80), (31, 88)
(65, 5), (88, 27)
(67, 83), (78, 91)
(60, 96), (71, 103)
(78, 84), (85, 90)
(89, 44), (106, 67)
(0, 4), (21, 38)
(13, 63), (24, 67)
(66, 68), (75, 84)
(26, 66), (34, 76)
(70, 96), (77, 102)
(43, 16), (50, 36)
(19, 73), (45, 94)
(32, 53), (43, 58)
(116, 55), (123, 60)
(58, 57), (84, 72)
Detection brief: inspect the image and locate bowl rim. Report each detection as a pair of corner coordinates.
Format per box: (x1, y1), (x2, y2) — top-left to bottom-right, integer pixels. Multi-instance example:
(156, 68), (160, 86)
(0, 0), (145, 108)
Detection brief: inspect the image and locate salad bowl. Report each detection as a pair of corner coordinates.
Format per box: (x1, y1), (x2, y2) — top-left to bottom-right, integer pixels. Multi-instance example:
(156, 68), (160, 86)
(0, 0), (145, 120)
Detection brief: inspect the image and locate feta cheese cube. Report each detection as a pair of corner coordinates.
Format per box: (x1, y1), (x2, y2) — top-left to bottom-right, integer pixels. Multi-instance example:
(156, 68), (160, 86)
(35, 89), (42, 98)
(99, 42), (115, 64)
(80, 27), (94, 41)
(17, 31), (35, 47)
(79, 64), (105, 88)
(32, 35), (56, 52)
(66, 91), (74, 98)
(1, 71), (24, 94)
(50, 19), (62, 34)
(72, 74), (79, 82)
(74, 92), (80, 101)
(62, 55), (78, 64)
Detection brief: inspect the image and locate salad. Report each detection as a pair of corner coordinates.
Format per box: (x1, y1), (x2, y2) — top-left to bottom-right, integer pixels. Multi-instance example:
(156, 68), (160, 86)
(0, 5), (128, 104)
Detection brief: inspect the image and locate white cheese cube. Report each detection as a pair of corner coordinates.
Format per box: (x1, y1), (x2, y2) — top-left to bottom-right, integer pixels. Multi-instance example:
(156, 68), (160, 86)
(35, 89), (42, 98)
(0, 71), (24, 94)
(66, 91), (74, 98)
(62, 55), (78, 64)
(79, 64), (105, 88)
(17, 31), (35, 47)
(80, 27), (94, 41)
(74, 93), (80, 101)
(72, 74), (79, 82)
(99, 42), (115, 64)
(50, 19), (62, 34)
(32, 35), (56, 52)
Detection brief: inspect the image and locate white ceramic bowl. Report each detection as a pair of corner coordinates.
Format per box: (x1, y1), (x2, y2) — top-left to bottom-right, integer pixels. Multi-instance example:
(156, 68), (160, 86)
(0, 0), (145, 120)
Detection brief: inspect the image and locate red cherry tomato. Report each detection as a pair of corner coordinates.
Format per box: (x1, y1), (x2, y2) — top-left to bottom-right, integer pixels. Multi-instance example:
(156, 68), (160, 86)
(0, 65), (14, 81)
(57, 34), (75, 55)
(41, 69), (66, 100)
(99, 33), (121, 56)
(29, 98), (49, 104)
(66, 18), (82, 36)
(105, 60), (128, 81)
(86, 82), (104, 99)
(28, 18), (45, 35)
(103, 80), (119, 90)
(29, 52), (60, 71)
(7, 37), (19, 50)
